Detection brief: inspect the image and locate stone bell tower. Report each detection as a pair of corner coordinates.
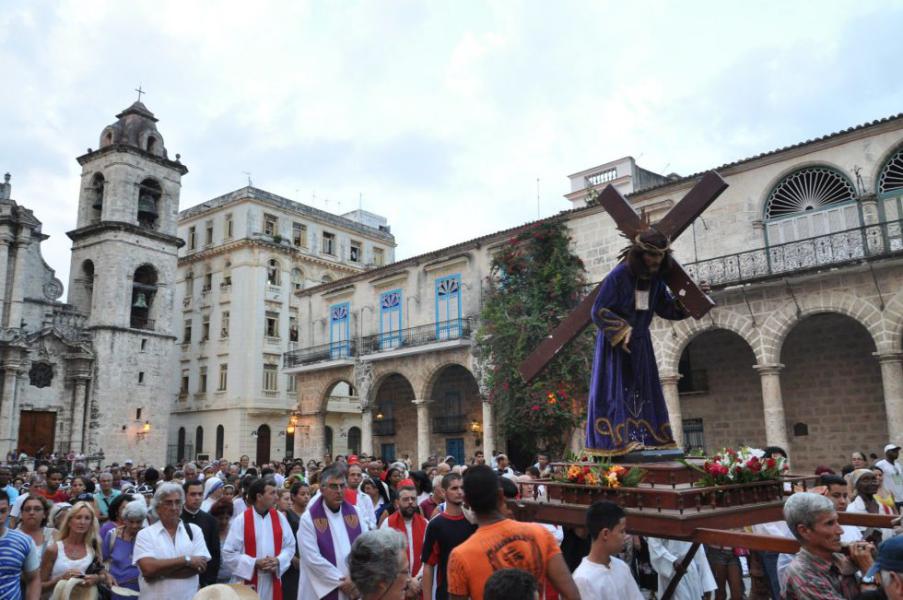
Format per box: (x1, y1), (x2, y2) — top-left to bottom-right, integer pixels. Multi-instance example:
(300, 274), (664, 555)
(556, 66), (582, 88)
(66, 101), (187, 465)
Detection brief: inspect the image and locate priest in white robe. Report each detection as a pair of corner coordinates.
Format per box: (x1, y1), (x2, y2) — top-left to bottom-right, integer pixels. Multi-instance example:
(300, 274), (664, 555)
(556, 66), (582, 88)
(297, 465), (369, 600)
(647, 537), (717, 600)
(223, 478), (296, 600)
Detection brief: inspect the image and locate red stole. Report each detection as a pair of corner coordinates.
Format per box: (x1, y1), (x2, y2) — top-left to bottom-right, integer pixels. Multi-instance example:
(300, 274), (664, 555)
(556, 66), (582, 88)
(243, 507), (283, 600)
(343, 488), (358, 506)
(387, 511), (426, 575)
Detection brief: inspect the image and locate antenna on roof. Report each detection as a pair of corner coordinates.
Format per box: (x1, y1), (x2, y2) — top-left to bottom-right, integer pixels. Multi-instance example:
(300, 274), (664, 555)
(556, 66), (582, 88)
(536, 178), (541, 218)
(242, 171), (253, 187)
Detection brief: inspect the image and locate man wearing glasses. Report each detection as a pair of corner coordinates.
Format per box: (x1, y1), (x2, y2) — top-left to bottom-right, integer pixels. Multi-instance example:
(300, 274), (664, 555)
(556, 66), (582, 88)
(298, 465), (370, 600)
(133, 482), (211, 600)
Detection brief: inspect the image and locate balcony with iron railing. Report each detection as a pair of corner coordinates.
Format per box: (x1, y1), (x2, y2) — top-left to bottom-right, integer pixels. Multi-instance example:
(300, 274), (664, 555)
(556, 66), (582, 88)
(684, 218), (903, 288)
(432, 415), (468, 434)
(283, 317), (475, 369)
(373, 418), (396, 436)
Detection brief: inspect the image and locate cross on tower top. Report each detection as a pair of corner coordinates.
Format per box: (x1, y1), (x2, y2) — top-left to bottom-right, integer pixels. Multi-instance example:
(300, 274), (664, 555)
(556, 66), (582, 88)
(135, 85), (146, 102)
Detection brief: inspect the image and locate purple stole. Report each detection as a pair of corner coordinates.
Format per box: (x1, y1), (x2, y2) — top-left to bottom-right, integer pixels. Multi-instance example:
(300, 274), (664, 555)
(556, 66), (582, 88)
(308, 496), (363, 600)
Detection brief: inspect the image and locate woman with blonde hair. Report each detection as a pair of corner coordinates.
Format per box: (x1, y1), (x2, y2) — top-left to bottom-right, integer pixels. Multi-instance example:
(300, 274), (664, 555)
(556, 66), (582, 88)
(39, 500), (111, 597)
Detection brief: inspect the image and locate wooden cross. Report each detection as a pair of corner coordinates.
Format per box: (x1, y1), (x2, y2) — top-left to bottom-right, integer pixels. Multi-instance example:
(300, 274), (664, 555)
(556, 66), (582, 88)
(519, 171), (729, 383)
(135, 85), (146, 102)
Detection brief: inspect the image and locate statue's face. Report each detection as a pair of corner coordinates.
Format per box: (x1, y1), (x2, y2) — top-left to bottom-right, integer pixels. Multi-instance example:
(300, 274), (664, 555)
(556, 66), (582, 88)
(642, 252), (664, 273)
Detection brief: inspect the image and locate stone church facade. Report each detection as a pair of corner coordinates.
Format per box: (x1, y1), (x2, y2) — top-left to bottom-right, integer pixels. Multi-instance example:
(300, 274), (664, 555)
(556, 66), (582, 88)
(0, 101), (185, 465)
(286, 113), (903, 471)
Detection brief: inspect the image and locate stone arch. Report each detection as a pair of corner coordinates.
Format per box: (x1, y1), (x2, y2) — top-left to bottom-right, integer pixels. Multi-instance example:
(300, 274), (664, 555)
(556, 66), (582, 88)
(423, 363), (483, 464)
(137, 177), (162, 230)
(420, 360), (474, 401)
(88, 172), (104, 223)
(318, 376), (356, 413)
(371, 372), (417, 459)
(883, 287), (903, 354)
(758, 161), (857, 220)
(872, 139), (903, 196)
(761, 292), (886, 364)
(658, 308), (762, 375)
(130, 264), (159, 330)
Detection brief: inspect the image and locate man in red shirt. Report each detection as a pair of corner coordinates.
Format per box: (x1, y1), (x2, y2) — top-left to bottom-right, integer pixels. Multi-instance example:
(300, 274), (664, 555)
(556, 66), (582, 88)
(41, 467), (69, 503)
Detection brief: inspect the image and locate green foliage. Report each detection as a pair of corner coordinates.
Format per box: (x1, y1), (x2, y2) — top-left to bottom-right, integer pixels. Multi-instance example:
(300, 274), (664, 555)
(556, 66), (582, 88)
(476, 221), (595, 458)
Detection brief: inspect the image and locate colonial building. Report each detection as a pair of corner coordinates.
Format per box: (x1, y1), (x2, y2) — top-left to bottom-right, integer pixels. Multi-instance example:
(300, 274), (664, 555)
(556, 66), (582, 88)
(0, 101), (185, 465)
(171, 188), (394, 464)
(286, 113), (903, 471)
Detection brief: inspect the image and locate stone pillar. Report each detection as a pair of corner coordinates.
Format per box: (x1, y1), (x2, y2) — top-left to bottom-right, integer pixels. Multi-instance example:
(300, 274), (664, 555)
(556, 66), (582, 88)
(0, 236), (11, 326)
(360, 408), (373, 458)
(69, 377), (90, 453)
(414, 400), (430, 467)
(481, 401), (495, 458)
(298, 412), (327, 461)
(0, 365), (23, 455)
(660, 373), (684, 448)
(876, 352), (903, 445)
(754, 364), (790, 454)
(6, 240), (29, 329)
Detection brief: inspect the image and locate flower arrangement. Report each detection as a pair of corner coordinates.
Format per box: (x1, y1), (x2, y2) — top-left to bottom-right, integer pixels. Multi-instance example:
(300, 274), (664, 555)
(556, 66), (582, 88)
(556, 457), (647, 488)
(688, 447), (785, 487)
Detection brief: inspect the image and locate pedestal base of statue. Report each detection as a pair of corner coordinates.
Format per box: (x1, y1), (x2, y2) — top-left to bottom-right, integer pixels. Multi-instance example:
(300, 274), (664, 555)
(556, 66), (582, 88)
(523, 460), (795, 539)
(617, 448), (685, 463)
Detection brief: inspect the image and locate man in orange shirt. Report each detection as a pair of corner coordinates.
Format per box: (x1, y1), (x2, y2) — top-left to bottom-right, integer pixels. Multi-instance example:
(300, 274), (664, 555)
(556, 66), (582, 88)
(446, 465), (578, 600)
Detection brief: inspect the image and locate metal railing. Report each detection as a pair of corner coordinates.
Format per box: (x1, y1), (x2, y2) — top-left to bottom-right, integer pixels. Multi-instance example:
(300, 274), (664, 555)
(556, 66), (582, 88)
(373, 418), (396, 436)
(432, 415), (468, 433)
(685, 218), (903, 288)
(283, 318), (474, 368)
(130, 316), (156, 331)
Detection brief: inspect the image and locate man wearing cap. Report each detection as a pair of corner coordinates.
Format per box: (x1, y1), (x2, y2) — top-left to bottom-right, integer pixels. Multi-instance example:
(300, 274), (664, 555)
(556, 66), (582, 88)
(869, 537), (903, 599)
(876, 444), (903, 509)
(782, 492), (875, 599)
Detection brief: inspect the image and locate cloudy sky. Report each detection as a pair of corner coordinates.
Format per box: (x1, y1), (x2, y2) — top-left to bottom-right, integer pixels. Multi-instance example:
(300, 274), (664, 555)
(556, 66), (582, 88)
(3, 1), (902, 290)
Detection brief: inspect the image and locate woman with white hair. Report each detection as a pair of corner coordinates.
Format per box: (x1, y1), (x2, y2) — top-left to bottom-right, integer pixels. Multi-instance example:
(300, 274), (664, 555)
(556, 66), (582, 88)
(348, 529), (411, 600)
(103, 499), (147, 599)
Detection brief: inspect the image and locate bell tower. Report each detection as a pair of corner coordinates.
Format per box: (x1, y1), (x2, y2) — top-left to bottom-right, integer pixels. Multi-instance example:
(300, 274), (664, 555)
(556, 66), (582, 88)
(66, 100), (187, 465)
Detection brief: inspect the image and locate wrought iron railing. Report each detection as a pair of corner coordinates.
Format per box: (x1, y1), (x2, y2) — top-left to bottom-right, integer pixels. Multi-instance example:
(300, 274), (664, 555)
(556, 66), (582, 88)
(130, 316), (156, 331)
(432, 415), (468, 433)
(684, 219), (903, 287)
(373, 418), (396, 436)
(283, 318), (474, 368)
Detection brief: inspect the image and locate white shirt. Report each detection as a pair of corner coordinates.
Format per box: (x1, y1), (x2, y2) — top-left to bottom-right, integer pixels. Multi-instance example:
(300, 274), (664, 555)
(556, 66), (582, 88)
(10, 492), (28, 519)
(132, 520), (211, 600)
(222, 509), (296, 600)
(351, 488), (377, 531)
(876, 459), (903, 501)
(297, 503), (368, 600)
(647, 537), (717, 600)
(573, 556), (644, 600)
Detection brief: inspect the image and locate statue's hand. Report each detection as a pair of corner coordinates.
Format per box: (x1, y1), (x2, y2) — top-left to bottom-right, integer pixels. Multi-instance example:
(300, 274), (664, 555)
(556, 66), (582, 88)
(622, 327), (632, 353)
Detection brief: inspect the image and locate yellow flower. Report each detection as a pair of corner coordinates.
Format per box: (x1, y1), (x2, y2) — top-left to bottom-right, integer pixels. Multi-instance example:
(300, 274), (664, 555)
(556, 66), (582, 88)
(606, 472), (621, 488)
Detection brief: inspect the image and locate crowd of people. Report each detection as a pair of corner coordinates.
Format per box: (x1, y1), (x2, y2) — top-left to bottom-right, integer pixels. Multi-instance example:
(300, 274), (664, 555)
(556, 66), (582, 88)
(2, 444), (903, 599)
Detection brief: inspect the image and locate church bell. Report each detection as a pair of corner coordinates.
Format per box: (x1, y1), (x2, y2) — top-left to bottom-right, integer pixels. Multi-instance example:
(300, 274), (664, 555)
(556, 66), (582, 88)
(132, 292), (148, 309)
(137, 194), (159, 223)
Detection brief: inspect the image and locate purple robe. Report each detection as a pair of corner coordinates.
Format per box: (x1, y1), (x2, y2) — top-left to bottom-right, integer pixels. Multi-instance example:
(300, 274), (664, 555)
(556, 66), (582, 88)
(586, 262), (689, 456)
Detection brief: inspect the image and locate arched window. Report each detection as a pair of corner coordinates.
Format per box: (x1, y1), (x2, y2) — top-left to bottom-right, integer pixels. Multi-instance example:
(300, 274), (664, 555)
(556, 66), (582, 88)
(195, 426), (204, 455)
(325, 426), (334, 457)
(291, 268), (304, 292)
(89, 173), (104, 223)
(147, 136), (157, 154)
(267, 259), (281, 286)
(76, 260), (95, 317)
(347, 426), (361, 455)
(131, 265), (158, 330)
(177, 427), (186, 462)
(216, 425), (225, 459)
(878, 146), (903, 197)
(764, 167), (859, 245)
(137, 178), (162, 230)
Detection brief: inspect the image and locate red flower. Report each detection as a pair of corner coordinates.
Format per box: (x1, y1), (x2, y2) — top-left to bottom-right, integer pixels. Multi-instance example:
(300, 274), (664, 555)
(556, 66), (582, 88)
(765, 457), (777, 470)
(530, 405), (540, 411)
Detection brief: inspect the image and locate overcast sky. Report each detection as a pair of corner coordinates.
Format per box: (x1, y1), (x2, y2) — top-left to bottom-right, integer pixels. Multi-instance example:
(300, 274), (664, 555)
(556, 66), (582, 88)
(3, 1), (902, 291)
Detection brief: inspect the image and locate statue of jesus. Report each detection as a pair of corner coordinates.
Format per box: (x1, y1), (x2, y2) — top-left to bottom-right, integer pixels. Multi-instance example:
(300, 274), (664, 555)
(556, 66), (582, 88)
(586, 229), (700, 457)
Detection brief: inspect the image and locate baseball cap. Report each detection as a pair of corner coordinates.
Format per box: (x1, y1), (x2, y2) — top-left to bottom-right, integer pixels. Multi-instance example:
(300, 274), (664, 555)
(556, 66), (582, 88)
(867, 536), (903, 578)
(885, 444), (901, 453)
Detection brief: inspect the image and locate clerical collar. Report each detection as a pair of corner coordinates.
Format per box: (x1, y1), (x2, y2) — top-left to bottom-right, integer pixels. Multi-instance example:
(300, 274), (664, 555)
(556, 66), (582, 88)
(326, 503), (341, 514)
(254, 507), (269, 517)
(183, 507), (200, 516)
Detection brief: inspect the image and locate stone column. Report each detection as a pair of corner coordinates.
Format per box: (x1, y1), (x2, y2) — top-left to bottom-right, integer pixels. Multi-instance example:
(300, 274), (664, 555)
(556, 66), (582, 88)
(754, 364), (790, 454)
(414, 400), (430, 467)
(69, 377), (90, 453)
(481, 401), (495, 457)
(360, 408), (373, 458)
(660, 373), (684, 448)
(0, 366), (23, 456)
(0, 236), (11, 325)
(6, 240), (29, 329)
(299, 412), (327, 461)
(876, 352), (903, 445)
